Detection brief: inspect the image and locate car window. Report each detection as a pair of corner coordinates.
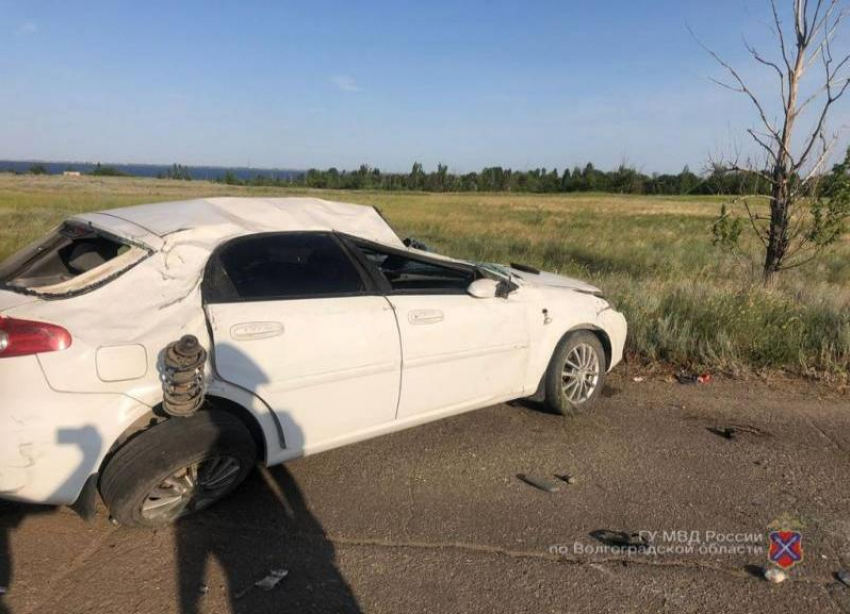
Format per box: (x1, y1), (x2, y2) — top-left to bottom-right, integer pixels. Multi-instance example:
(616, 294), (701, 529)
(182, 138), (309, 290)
(208, 233), (366, 301)
(355, 244), (476, 293)
(0, 222), (141, 294)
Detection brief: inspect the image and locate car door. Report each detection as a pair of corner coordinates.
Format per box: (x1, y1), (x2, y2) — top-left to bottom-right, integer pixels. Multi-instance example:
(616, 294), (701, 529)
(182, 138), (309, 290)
(345, 239), (530, 420)
(203, 232), (401, 454)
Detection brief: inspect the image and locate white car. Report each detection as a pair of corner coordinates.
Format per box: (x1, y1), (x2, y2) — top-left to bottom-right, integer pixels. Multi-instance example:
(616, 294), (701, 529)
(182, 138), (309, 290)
(0, 197), (626, 526)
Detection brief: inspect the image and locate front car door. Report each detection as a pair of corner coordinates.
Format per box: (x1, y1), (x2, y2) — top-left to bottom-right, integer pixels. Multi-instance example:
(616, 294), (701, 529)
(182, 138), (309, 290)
(203, 232), (401, 455)
(344, 238), (530, 420)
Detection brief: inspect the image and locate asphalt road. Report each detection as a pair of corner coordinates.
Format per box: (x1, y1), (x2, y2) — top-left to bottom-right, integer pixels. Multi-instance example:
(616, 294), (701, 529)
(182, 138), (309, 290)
(1, 373), (850, 614)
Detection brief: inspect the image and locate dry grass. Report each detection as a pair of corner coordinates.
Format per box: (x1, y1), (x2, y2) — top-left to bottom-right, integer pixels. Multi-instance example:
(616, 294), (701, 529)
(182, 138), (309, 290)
(1, 174), (848, 376)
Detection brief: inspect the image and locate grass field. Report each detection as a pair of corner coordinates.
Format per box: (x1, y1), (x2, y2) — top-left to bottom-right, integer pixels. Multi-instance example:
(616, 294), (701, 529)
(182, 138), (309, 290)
(1, 174), (848, 377)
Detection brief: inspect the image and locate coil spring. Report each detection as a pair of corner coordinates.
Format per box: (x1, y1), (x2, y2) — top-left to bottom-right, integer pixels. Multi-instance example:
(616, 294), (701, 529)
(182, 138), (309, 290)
(162, 335), (208, 417)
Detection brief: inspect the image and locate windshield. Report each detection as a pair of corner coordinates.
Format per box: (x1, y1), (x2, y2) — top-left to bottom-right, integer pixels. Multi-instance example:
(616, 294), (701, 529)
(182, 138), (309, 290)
(474, 262), (513, 281)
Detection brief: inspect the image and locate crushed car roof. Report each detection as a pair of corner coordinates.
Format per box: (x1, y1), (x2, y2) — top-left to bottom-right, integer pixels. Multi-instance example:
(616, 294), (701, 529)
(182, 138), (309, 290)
(72, 197), (405, 250)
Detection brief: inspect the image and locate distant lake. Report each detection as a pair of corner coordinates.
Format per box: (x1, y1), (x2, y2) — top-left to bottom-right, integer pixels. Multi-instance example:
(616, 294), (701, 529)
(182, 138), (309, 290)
(0, 160), (304, 182)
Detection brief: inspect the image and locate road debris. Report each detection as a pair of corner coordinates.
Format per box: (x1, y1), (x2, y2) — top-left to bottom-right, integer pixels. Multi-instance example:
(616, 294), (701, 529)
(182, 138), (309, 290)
(0, 586), (6, 596)
(764, 567), (788, 584)
(632, 376), (645, 383)
(837, 570), (850, 587)
(556, 474), (578, 485)
(708, 424), (768, 441)
(675, 372), (712, 385)
(255, 569), (289, 591)
(590, 529), (651, 551)
(234, 569), (290, 599)
(517, 474), (560, 493)
(198, 584), (209, 595)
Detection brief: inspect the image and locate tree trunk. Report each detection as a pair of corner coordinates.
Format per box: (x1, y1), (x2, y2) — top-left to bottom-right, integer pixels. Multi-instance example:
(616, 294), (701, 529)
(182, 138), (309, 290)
(762, 34), (803, 286)
(763, 171), (790, 285)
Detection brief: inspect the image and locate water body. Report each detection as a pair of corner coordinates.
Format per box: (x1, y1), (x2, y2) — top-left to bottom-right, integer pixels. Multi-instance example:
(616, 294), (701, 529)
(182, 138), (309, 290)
(0, 160), (304, 182)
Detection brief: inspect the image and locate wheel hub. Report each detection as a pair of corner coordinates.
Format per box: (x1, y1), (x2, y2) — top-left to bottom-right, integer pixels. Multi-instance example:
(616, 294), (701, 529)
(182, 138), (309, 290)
(561, 342), (601, 404)
(141, 455), (242, 522)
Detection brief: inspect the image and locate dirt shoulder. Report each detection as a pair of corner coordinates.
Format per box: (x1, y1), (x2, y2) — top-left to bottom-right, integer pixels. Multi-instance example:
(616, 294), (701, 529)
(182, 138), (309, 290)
(1, 375), (850, 614)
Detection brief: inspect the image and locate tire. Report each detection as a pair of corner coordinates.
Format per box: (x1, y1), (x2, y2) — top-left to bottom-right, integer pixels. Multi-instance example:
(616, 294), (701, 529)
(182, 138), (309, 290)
(543, 330), (607, 415)
(100, 411), (257, 527)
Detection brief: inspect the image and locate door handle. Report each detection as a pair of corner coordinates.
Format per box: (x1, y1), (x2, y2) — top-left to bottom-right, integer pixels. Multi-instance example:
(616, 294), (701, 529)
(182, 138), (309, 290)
(408, 309), (444, 325)
(230, 321), (285, 340)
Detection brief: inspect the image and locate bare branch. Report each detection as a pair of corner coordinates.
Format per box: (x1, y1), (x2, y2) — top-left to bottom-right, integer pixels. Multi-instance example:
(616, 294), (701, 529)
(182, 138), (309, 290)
(803, 4), (848, 70)
(742, 198), (771, 247)
(744, 37), (790, 110)
(747, 129), (779, 161)
(771, 0), (795, 71)
(800, 132), (838, 180)
(690, 25), (782, 140)
(794, 30), (850, 171)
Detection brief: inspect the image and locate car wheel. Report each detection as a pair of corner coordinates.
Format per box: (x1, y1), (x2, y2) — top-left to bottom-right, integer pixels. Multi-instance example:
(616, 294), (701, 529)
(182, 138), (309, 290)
(100, 411), (257, 527)
(543, 331), (607, 415)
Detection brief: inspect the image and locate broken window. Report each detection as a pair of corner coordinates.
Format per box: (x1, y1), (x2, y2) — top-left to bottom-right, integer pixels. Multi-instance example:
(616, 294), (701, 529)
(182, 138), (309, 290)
(0, 222), (144, 295)
(205, 233), (367, 302)
(353, 243), (476, 293)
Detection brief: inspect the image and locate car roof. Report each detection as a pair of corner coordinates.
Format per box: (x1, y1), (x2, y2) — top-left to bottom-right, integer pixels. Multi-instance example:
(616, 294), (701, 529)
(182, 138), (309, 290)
(72, 197), (405, 250)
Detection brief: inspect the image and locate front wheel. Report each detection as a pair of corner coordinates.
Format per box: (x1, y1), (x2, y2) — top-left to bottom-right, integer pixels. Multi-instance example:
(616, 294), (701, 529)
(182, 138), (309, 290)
(100, 411), (257, 527)
(543, 331), (607, 415)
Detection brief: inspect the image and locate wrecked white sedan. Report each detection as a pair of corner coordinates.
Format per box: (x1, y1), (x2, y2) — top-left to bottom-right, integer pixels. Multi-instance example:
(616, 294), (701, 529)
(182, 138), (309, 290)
(0, 197), (627, 526)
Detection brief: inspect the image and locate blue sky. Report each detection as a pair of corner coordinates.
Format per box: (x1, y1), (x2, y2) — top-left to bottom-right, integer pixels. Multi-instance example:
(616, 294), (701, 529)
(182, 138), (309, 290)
(1, 0), (847, 173)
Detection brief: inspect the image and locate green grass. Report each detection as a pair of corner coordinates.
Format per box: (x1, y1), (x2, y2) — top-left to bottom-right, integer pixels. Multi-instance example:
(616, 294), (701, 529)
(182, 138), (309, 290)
(1, 174), (848, 377)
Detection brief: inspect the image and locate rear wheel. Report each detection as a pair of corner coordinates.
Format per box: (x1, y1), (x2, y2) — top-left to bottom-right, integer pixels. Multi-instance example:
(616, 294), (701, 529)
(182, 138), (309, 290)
(100, 411), (257, 527)
(543, 331), (607, 415)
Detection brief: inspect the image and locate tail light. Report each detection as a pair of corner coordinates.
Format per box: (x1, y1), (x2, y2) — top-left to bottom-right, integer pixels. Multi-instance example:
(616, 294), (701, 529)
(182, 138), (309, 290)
(0, 316), (72, 358)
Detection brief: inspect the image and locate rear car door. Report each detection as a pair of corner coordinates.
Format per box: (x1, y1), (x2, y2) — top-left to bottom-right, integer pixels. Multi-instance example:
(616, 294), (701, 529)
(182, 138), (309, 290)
(203, 232), (401, 453)
(345, 239), (530, 419)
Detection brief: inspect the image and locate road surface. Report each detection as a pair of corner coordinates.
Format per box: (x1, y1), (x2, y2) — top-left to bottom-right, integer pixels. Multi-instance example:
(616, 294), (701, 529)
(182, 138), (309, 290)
(1, 373), (849, 613)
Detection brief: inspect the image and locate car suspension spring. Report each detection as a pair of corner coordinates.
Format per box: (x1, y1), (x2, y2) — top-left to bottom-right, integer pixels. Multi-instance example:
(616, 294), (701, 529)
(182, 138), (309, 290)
(162, 334), (208, 417)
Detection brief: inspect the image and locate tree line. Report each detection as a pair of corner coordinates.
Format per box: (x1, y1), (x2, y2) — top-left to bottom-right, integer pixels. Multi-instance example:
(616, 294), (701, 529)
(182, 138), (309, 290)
(14, 159), (844, 200)
(213, 162), (778, 196)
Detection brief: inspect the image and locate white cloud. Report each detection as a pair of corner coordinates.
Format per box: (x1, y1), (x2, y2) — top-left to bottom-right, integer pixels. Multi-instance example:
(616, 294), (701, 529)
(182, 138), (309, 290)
(330, 75), (361, 93)
(18, 21), (38, 35)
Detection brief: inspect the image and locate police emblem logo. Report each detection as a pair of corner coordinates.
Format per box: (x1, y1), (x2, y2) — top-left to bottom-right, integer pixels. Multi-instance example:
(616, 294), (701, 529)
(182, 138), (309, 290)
(768, 530), (803, 570)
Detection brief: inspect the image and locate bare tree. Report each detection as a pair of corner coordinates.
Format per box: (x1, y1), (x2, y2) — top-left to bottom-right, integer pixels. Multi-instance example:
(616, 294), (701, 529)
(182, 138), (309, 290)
(696, 0), (850, 284)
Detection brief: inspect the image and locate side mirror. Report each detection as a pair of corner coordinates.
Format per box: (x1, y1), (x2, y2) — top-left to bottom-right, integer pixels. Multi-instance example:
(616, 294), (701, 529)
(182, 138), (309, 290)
(467, 278), (500, 298)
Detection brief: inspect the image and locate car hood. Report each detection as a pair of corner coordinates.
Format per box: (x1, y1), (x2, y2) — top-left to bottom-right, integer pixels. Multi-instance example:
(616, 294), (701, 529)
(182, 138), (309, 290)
(508, 268), (602, 295)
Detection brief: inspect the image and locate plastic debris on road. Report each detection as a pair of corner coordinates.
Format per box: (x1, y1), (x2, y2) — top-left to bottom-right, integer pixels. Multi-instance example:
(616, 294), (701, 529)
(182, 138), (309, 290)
(234, 569), (290, 599)
(556, 474), (578, 485)
(675, 372), (712, 385)
(837, 570), (850, 587)
(255, 569), (289, 591)
(764, 567), (788, 584)
(517, 474), (560, 493)
(708, 424), (767, 441)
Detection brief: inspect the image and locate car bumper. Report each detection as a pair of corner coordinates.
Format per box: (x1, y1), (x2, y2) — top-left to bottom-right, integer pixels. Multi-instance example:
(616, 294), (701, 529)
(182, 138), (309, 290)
(600, 308), (627, 371)
(0, 356), (149, 505)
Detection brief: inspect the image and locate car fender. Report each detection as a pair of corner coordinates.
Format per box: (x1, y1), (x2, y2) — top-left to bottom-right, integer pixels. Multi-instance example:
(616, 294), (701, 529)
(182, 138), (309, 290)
(523, 289), (626, 394)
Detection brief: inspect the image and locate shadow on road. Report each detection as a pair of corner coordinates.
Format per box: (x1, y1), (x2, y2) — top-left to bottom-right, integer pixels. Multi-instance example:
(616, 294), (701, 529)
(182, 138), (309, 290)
(176, 463), (361, 614)
(172, 343), (361, 613)
(0, 424), (102, 614)
(0, 502), (52, 614)
(0, 503), (24, 614)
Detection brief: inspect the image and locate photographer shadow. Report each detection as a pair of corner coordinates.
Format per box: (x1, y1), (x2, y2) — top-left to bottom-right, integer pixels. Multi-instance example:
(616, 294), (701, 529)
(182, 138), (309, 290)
(175, 460), (362, 613)
(175, 344), (361, 613)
